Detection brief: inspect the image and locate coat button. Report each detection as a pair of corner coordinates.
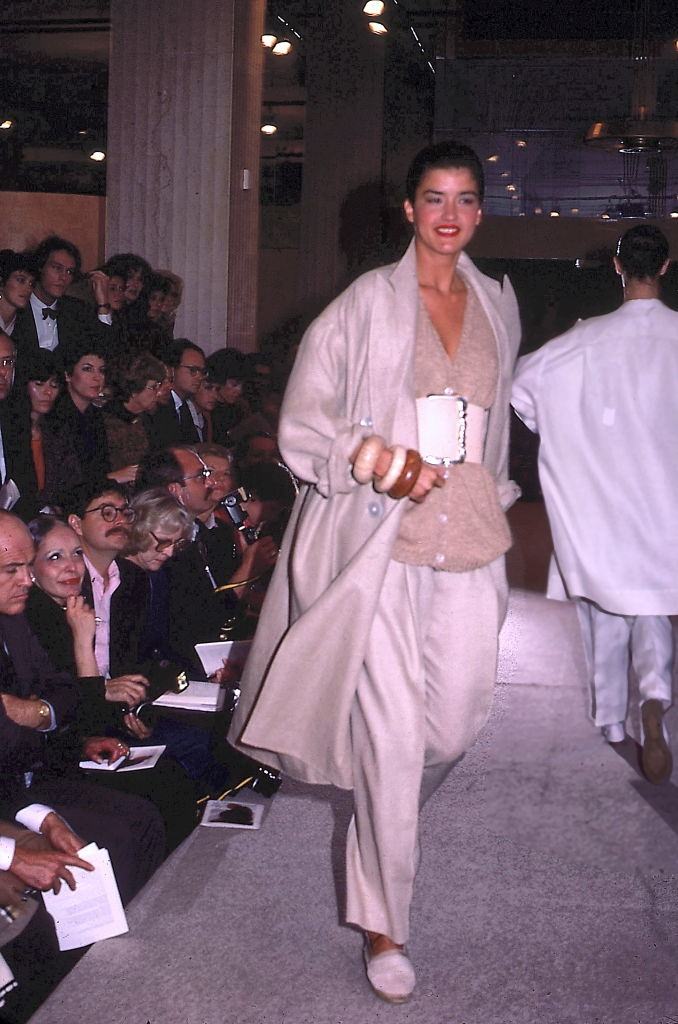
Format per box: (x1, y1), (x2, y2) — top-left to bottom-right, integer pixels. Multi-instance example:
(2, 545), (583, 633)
(368, 503), (381, 517)
(435, 552), (445, 564)
(360, 416), (373, 428)
(438, 513), (448, 524)
(444, 387), (454, 396)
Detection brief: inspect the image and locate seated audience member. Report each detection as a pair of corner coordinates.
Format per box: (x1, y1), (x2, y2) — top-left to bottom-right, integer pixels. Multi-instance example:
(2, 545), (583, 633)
(23, 350), (62, 500)
(192, 371), (221, 443)
(137, 446), (277, 672)
(26, 507), (197, 849)
(235, 430), (282, 471)
(103, 253), (152, 330)
(206, 347), (248, 442)
(146, 274), (173, 324)
(102, 351), (166, 481)
(155, 269), (183, 332)
(0, 331), (38, 520)
(12, 236), (112, 362)
(41, 338), (111, 507)
(0, 250), (35, 339)
(148, 339), (206, 447)
(239, 460), (296, 549)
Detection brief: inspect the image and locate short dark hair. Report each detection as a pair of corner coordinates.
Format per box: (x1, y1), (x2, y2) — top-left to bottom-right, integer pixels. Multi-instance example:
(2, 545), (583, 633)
(206, 347), (247, 384)
(405, 141), (484, 204)
(0, 249), (37, 285)
(147, 273), (173, 296)
(102, 253), (152, 284)
(164, 339), (205, 369)
(32, 235), (82, 276)
(616, 225), (669, 281)
(136, 447), (184, 490)
(23, 349), (64, 386)
(60, 335), (107, 375)
(64, 478), (128, 519)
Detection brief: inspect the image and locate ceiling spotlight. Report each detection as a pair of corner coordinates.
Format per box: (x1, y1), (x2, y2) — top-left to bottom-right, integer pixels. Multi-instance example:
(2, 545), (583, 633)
(486, 154), (499, 162)
(670, 210), (678, 218)
(272, 39), (292, 55)
(261, 33), (278, 48)
(601, 211), (611, 220)
(260, 122), (278, 135)
(363, 1), (385, 13)
(515, 139), (528, 148)
(571, 207), (579, 214)
(506, 184), (517, 192)
(500, 171), (510, 178)
(549, 210), (560, 217)
(368, 21), (388, 35)
(534, 206), (543, 214)
(0, 119), (14, 131)
(89, 149), (106, 162)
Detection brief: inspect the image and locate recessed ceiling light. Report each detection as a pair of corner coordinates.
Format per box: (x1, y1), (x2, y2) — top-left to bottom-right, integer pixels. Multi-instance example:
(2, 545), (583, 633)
(260, 123), (278, 135)
(272, 40), (292, 55)
(516, 139), (527, 148)
(550, 210), (560, 217)
(261, 33), (278, 48)
(534, 206), (543, 214)
(367, 21), (388, 34)
(506, 184), (517, 192)
(0, 120), (14, 130)
(487, 154), (499, 163)
(89, 150), (106, 162)
(363, 1), (385, 14)
(500, 171), (510, 178)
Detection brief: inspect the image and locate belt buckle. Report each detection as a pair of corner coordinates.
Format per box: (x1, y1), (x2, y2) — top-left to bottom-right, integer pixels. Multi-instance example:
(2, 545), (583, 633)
(450, 395), (467, 465)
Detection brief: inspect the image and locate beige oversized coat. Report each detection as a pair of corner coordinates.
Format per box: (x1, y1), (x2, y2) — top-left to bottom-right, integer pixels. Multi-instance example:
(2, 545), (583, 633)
(229, 240), (521, 789)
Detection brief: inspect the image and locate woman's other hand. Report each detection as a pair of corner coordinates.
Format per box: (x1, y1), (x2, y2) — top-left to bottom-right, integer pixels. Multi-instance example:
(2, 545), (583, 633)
(64, 594), (96, 646)
(104, 674), (148, 705)
(408, 463), (446, 503)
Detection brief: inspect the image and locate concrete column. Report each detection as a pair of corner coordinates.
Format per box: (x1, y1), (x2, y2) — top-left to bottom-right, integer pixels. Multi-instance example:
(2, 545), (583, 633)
(106, 0), (263, 352)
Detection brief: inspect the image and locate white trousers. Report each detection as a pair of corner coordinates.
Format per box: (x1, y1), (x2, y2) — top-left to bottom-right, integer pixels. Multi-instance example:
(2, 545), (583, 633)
(576, 600), (674, 727)
(345, 557), (504, 944)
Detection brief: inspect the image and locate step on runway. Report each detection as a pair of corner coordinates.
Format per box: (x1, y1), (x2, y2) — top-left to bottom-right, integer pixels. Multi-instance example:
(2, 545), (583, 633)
(32, 590), (678, 1024)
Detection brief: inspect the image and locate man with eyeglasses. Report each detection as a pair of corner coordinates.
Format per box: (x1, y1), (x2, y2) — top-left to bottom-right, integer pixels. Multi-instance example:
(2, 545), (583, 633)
(66, 480), (151, 740)
(12, 235), (113, 363)
(149, 339), (206, 449)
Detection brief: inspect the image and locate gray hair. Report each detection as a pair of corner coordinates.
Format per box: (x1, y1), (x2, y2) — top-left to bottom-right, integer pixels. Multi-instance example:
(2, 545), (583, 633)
(126, 487), (192, 554)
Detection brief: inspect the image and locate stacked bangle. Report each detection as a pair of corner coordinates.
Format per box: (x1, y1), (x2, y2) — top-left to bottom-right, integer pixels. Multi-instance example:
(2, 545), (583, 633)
(352, 435), (386, 484)
(388, 449), (422, 499)
(374, 445), (407, 493)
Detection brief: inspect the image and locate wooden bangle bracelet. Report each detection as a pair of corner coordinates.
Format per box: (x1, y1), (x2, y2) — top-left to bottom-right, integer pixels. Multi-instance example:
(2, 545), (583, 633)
(352, 435), (386, 484)
(374, 444), (407, 493)
(388, 449), (422, 499)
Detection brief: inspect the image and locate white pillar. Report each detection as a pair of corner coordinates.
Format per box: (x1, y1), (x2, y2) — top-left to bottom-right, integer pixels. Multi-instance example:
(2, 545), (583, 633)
(106, 0), (263, 352)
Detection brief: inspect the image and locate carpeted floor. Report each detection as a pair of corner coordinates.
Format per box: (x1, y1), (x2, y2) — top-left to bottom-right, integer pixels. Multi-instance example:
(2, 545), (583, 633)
(29, 589), (678, 1024)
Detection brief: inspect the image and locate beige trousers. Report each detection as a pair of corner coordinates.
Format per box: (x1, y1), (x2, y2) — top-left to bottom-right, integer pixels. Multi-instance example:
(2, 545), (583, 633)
(345, 558), (504, 944)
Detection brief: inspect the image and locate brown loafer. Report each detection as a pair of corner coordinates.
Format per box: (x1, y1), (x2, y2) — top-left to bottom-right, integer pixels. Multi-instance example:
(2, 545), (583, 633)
(641, 699), (673, 785)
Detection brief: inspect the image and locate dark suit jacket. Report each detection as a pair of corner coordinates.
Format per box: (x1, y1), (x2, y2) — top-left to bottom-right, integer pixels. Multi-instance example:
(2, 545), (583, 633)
(41, 393), (110, 507)
(0, 391), (39, 519)
(0, 612), (79, 816)
(12, 295), (112, 367)
(147, 394), (200, 450)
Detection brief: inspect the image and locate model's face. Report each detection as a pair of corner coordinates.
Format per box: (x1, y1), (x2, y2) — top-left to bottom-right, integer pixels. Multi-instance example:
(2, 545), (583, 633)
(147, 290), (165, 321)
(173, 350), (206, 398)
(218, 378), (243, 405)
(40, 249), (77, 302)
(70, 491), (134, 556)
(133, 524), (186, 573)
(2, 270), (34, 311)
(66, 355), (105, 406)
(0, 520), (34, 615)
(28, 376), (60, 417)
(195, 380), (220, 415)
(0, 335), (15, 401)
(404, 167), (482, 260)
(33, 523), (85, 601)
(125, 268), (144, 303)
(107, 275), (126, 313)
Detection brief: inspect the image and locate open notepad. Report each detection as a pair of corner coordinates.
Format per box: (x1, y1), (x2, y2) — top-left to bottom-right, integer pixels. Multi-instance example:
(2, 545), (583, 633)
(79, 745), (165, 772)
(42, 843), (128, 950)
(153, 679), (226, 712)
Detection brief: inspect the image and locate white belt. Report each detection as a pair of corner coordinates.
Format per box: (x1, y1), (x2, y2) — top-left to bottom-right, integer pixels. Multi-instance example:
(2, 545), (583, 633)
(416, 394), (487, 465)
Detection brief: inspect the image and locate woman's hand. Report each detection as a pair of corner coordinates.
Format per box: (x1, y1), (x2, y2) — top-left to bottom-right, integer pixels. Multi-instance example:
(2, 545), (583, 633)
(82, 736), (129, 764)
(408, 463), (446, 503)
(122, 713), (152, 740)
(237, 536), (278, 579)
(64, 595), (96, 646)
(88, 269), (110, 307)
(104, 674), (148, 706)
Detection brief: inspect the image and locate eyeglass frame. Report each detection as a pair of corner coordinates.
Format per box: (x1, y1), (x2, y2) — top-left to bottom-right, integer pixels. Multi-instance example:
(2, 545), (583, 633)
(148, 529), (188, 553)
(178, 364), (207, 377)
(81, 502), (136, 523)
(180, 450), (213, 485)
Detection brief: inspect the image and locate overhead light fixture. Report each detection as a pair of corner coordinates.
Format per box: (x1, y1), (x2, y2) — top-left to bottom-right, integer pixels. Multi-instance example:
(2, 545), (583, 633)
(89, 149), (106, 162)
(670, 210), (678, 218)
(486, 154), (499, 163)
(260, 122), (278, 135)
(363, 1), (385, 13)
(500, 170), (510, 178)
(534, 206), (543, 214)
(550, 209), (560, 217)
(571, 207), (579, 214)
(367, 21), (388, 35)
(272, 39), (292, 55)
(515, 139), (528, 148)
(0, 119), (14, 131)
(261, 33), (278, 48)
(506, 184), (517, 192)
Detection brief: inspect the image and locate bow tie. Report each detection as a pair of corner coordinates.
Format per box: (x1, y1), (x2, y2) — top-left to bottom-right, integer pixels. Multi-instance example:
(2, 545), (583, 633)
(41, 308), (58, 320)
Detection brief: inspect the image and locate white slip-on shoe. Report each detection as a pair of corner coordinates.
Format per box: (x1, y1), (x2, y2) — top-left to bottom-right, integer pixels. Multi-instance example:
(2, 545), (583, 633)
(602, 722), (625, 744)
(640, 700), (672, 784)
(364, 943), (416, 1004)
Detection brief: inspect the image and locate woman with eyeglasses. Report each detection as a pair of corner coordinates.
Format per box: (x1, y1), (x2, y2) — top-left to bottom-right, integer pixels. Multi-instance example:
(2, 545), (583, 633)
(24, 513), (198, 852)
(102, 351), (167, 482)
